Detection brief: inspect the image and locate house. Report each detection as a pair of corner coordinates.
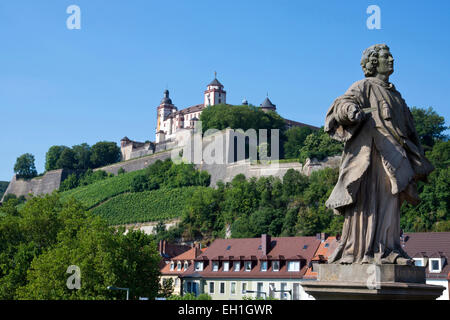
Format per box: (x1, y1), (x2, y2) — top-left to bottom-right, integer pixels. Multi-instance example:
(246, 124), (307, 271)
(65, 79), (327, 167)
(303, 234), (339, 280)
(158, 240), (192, 269)
(160, 243), (206, 295)
(402, 232), (450, 300)
(180, 234), (321, 300)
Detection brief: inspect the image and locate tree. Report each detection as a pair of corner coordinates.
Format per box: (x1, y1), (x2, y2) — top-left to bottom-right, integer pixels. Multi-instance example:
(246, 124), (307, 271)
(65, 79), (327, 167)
(90, 142), (121, 168)
(298, 128), (343, 164)
(72, 143), (92, 170)
(0, 194), (161, 300)
(14, 153), (37, 179)
(56, 148), (77, 170)
(159, 278), (174, 298)
(284, 126), (314, 159)
(45, 146), (69, 171)
(410, 107), (448, 149)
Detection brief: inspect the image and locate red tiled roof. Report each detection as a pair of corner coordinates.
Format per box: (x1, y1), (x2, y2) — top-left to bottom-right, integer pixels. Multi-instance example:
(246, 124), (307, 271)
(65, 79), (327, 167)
(182, 236), (321, 279)
(304, 236), (338, 279)
(402, 232), (450, 279)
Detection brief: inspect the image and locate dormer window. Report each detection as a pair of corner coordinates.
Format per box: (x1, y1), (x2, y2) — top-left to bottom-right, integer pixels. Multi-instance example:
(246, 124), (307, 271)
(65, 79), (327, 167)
(429, 259), (442, 273)
(413, 258), (424, 267)
(184, 262), (189, 270)
(212, 261), (219, 272)
(195, 261), (204, 271)
(260, 261), (268, 272)
(288, 261), (300, 272)
(245, 261), (252, 272)
(223, 261), (230, 272)
(170, 262), (174, 271)
(233, 261), (240, 272)
(177, 262), (182, 271)
(272, 261), (280, 272)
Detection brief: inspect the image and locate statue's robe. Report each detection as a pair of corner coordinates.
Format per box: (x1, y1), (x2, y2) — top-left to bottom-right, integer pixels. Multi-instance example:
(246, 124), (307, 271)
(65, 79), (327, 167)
(325, 77), (434, 264)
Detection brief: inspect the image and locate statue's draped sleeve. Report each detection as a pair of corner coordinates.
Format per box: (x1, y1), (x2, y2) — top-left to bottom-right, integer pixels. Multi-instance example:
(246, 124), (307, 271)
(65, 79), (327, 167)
(325, 80), (368, 142)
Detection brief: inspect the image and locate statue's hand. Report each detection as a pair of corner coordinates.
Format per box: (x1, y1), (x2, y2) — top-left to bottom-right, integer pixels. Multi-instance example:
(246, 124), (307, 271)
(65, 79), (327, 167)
(347, 104), (364, 123)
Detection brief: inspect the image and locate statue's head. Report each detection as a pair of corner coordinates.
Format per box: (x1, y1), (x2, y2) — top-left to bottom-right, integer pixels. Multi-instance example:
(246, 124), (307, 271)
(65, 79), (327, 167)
(361, 44), (394, 78)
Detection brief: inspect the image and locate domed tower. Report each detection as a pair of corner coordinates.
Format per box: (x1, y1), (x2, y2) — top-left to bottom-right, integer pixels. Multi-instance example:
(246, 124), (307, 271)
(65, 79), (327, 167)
(204, 72), (226, 106)
(260, 97), (276, 112)
(156, 89), (177, 143)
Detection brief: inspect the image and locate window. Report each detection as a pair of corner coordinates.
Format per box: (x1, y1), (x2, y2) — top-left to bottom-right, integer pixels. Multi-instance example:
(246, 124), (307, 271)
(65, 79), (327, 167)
(413, 258), (423, 267)
(212, 261), (219, 272)
(184, 262), (189, 269)
(256, 282), (264, 298)
(430, 259), (441, 272)
(195, 261), (203, 271)
(170, 262), (174, 271)
(234, 262), (240, 272)
(209, 282), (215, 294)
(220, 282), (225, 294)
(223, 261), (230, 272)
(260, 261), (268, 272)
(231, 282), (236, 295)
(245, 261), (252, 272)
(186, 282), (192, 293)
(293, 283), (300, 300)
(175, 278), (179, 286)
(324, 243), (330, 248)
(269, 283), (275, 298)
(242, 282), (247, 294)
(280, 283), (288, 300)
(288, 261), (300, 272)
(177, 262), (182, 271)
(272, 261), (280, 272)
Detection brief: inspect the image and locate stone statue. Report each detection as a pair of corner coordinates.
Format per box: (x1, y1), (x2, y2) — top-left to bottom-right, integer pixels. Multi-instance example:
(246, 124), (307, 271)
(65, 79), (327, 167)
(324, 44), (434, 265)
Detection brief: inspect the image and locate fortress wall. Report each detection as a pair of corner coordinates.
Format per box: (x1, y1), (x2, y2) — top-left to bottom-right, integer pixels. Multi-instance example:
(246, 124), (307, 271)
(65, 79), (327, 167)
(1, 169), (67, 202)
(94, 151), (173, 175)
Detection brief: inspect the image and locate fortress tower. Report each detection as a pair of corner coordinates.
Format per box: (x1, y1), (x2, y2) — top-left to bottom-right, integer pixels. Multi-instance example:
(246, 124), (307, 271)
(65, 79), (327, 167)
(156, 89), (177, 143)
(204, 73), (226, 106)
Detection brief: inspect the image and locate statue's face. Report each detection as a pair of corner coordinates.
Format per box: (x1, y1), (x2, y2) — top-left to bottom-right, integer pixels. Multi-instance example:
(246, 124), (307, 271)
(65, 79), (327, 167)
(376, 49), (394, 77)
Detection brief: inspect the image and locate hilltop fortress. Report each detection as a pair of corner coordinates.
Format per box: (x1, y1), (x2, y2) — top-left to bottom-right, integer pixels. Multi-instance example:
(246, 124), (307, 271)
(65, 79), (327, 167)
(120, 76), (318, 162)
(2, 76), (340, 202)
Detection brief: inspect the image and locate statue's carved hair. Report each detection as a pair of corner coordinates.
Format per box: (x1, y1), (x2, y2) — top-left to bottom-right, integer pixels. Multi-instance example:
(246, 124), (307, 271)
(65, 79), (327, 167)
(361, 44), (390, 77)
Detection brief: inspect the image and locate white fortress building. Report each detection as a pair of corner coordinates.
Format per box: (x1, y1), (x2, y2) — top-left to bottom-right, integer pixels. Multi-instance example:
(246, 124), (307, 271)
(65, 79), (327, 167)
(120, 75), (317, 161)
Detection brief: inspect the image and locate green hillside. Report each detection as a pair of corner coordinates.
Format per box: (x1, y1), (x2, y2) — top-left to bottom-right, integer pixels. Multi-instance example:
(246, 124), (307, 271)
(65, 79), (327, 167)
(59, 169), (144, 209)
(90, 186), (206, 225)
(57, 159), (211, 226)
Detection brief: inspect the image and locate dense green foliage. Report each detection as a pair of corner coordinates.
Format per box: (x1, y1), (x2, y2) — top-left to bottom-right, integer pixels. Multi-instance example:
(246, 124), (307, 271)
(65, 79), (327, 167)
(0, 194), (161, 300)
(410, 107), (448, 150)
(59, 159), (211, 225)
(400, 140), (450, 232)
(14, 153), (38, 179)
(91, 187), (206, 225)
(90, 141), (121, 168)
(284, 126), (315, 159)
(200, 104), (287, 134)
(45, 141), (120, 172)
(298, 128), (343, 164)
(59, 170), (144, 209)
(176, 168), (342, 240)
(59, 169), (113, 192)
(0, 181), (9, 200)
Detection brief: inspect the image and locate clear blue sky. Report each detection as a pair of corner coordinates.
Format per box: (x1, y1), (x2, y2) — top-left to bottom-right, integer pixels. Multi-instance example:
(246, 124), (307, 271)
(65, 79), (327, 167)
(1, 0), (449, 181)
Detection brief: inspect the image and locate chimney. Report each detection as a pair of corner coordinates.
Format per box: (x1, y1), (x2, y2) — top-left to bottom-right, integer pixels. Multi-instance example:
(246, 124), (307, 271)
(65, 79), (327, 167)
(194, 242), (201, 257)
(261, 234), (271, 256)
(321, 233), (328, 242)
(161, 240), (166, 255)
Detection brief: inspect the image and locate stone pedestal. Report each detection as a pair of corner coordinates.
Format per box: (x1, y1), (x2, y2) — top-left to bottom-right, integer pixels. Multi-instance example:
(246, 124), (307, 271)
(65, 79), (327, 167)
(302, 264), (445, 300)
